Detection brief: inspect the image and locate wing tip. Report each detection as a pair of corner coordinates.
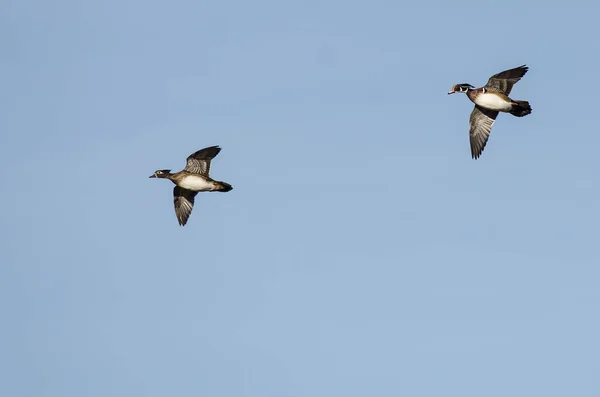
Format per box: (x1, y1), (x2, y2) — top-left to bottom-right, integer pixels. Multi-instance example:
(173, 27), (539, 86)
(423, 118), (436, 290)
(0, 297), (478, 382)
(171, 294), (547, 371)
(189, 145), (223, 160)
(471, 144), (484, 159)
(203, 145), (222, 158)
(519, 64), (529, 75)
(471, 150), (483, 160)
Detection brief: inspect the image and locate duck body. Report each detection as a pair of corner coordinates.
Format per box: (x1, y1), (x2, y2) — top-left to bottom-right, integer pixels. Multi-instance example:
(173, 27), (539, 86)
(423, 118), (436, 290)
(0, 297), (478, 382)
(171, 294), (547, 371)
(469, 89), (513, 112)
(177, 174), (216, 191)
(168, 172), (229, 192)
(448, 65), (532, 159)
(149, 145), (232, 226)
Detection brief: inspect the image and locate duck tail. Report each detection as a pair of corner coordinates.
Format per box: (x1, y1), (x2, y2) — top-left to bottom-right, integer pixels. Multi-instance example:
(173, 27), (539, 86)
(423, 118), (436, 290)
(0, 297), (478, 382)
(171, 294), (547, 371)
(215, 181), (233, 192)
(509, 100), (532, 117)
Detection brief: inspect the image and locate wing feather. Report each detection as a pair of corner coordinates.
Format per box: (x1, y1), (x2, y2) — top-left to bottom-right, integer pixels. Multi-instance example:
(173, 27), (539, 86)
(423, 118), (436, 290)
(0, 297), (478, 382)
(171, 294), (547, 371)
(173, 186), (198, 226)
(484, 65), (528, 95)
(469, 106), (498, 159)
(184, 146), (222, 176)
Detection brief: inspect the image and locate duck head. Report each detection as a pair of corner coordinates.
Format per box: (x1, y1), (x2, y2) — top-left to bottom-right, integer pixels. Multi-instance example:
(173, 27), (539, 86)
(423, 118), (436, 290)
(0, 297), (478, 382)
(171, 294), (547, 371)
(448, 83), (475, 95)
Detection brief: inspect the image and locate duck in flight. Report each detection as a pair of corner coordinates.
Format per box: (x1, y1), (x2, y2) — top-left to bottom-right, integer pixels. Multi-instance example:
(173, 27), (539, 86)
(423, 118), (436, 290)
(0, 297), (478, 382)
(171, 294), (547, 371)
(149, 146), (233, 226)
(448, 65), (532, 159)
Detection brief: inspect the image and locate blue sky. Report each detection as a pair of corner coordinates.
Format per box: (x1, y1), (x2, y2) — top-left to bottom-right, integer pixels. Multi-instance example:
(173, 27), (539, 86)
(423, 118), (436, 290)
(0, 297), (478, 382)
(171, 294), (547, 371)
(2, 0), (599, 396)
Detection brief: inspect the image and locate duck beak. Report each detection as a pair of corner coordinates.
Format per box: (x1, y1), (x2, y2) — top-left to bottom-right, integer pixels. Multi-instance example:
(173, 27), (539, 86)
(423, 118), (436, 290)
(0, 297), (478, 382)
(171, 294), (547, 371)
(447, 89), (455, 95)
(149, 174), (156, 178)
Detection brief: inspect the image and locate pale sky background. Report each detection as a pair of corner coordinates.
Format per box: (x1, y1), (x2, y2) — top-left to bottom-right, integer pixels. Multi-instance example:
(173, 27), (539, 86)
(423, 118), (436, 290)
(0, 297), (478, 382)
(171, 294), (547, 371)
(2, 0), (599, 396)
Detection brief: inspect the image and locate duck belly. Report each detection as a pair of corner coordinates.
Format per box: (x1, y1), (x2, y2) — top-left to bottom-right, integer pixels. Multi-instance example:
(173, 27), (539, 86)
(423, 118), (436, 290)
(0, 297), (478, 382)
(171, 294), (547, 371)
(179, 175), (215, 191)
(474, 93), (512, 111)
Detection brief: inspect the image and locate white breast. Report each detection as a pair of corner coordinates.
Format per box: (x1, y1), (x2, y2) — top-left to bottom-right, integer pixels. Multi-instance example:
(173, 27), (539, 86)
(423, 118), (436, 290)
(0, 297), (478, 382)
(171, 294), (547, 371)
(179, 175), (215, 191)
(474, 93), (512, 112)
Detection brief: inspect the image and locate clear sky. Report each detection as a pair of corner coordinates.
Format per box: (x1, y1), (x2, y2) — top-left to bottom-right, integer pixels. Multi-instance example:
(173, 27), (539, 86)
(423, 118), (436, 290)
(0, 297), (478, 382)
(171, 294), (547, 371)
(2, 0), (599, 396)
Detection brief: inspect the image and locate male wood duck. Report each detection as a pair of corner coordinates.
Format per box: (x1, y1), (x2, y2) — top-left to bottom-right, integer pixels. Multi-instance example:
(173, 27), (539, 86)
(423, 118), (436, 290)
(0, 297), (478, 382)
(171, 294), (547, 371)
(448, 65), (532, 159)
(150, 146), (233, 226)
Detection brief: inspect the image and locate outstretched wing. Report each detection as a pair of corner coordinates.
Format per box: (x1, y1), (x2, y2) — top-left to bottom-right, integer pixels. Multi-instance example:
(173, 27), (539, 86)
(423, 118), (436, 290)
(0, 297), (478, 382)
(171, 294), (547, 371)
(469, 106), (499, 160)
(184, 146), (222, 176)
(484, 65), (528, 95)
(173, 186), (198, 226)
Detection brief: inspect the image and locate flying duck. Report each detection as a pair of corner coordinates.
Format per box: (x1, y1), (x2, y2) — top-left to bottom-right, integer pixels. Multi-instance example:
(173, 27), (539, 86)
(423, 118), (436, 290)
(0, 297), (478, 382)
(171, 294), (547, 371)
(448, 65), (532, 159)
(150, 146), (233, 226)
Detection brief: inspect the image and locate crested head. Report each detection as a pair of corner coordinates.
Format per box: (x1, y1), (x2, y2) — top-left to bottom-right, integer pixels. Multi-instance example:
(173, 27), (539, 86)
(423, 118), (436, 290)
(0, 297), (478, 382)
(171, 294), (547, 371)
(448, 83), (475, 95)
(149, 169), (172, 178)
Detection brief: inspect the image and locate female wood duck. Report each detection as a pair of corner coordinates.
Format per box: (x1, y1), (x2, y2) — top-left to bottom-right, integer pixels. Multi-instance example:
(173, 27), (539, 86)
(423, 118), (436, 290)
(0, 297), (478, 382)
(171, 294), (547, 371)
(448, 65), (532, 159)
(150, 146), (233, 226)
